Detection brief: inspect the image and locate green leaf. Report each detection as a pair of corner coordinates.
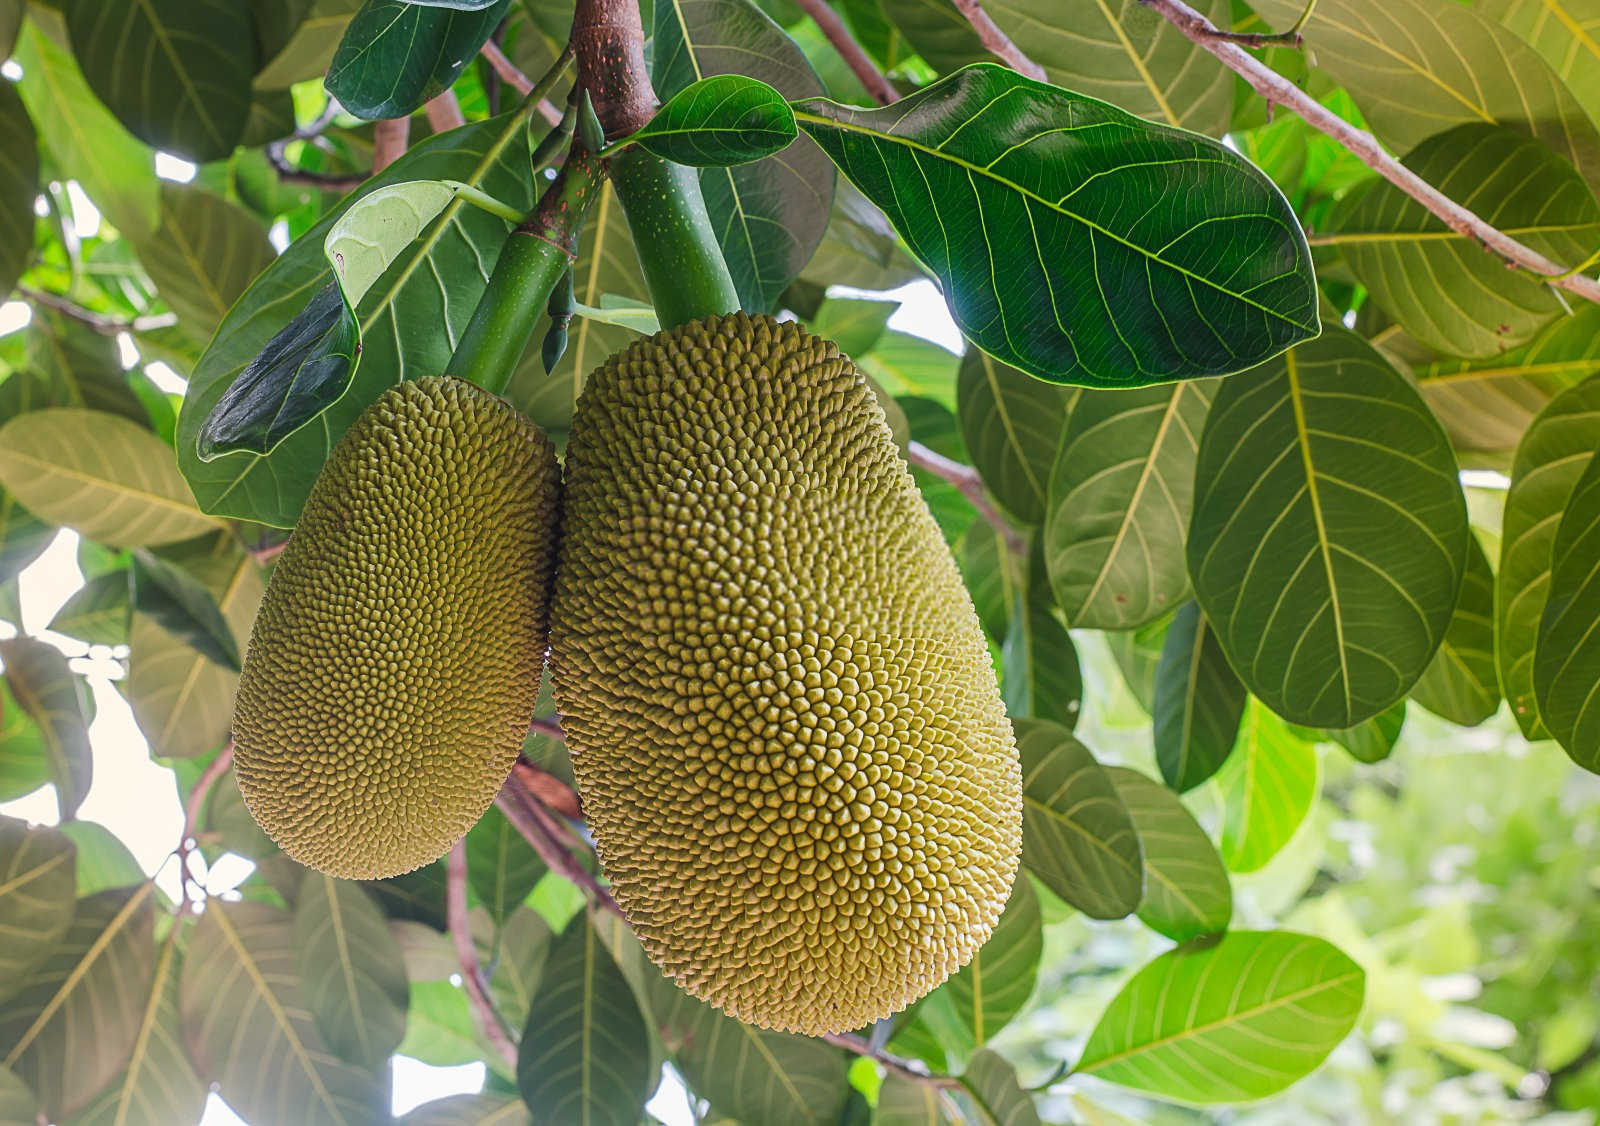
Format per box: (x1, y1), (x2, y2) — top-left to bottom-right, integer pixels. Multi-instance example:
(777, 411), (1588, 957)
(403, 1093), (533, 1125)
(178, 111), (541, 526)
(1045, 380), (1214, 629)
(516, 912), (653, 1126)
(363, 860), (450, 930)
(130, 549), (241, 671)
(197, 283), (360, 460)
(0, 82), (36, 299)
(1014, 717), (1142, 918)
(0, 1063), (35, 1126)
(62, 0), (254, 161)
(1479, 0), (1600, 127)
(23, 309), (149, 425)
(397, 980), (488, 1072)
(12, 20), (160, 241)
(465, 804), (546, 927)
(1214, 701), (1318, 873)
(572, 295), (661, 335)
(646, 970), (849, 1126)
(651, 0), (836, 312)
(0, 410), (219, 547)
(0, 817), (76, 1006)
(1105, 611), (1173, 714)
(1153, 601), (1245, 792)
(630, 74), (798, 166)
(294, 871), (410, 1071)
(1307, 699), (1407, 764)
(1002, 543), (1082, 731)
(0, 884), (157, 1121)
(325, 181), (472, 310)
(0, 494), (52, 587)
(485, 905), (551, 1031)
(0, 639), (91, 821)
(1106, 766), (1231, 942)
(956, 349), (1075, 525)
(256, 0), (363, 89)
(1075, 930), (1365, 1102)
(180, 900), (387, 1125)
(1329, 125), (1600, 358)
(1535, 446), (1600, 771)
(1251, 0), (1600, 192)
(954, 1049), (1041, 1126)
(1187, 328), (1469, 727)
(127, 535), (265, 759)
(45, 572), (129, 647)
(135, 185), (277, 343)
(70, 924), (207, 1126)
(942, 876), (1042, 1050)
(1497, 374), (1600, 738)
(326, 0), (511, 119)
(799, 180), (923, 292)
(56, 820), (144, 896)
(876, 1072), (959, 1125)
(793, 63), (1318, 387)
(0, 678), (52, 802)
(1410, 532), (1498, 726)
(959, 519), (1019, 643)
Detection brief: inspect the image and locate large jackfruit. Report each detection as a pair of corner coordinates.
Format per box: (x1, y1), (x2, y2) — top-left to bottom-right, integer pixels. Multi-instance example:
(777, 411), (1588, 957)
(552, 313), (1021, 1035)
(233, 377), (560, 879)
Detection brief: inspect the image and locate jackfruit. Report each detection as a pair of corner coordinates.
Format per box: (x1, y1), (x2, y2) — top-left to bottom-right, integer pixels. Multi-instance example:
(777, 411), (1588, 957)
(232, 376), (560, 880)
(552, 312), (1021, 1035)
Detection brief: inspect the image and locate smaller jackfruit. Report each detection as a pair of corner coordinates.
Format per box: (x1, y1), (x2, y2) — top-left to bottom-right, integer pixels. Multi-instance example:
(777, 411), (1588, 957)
(232, 377), (559, 879)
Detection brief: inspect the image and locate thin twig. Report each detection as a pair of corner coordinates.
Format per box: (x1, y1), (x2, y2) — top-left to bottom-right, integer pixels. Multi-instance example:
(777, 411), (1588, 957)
(373, 116), (411, 173)
(446, 841), (520, 1067)
(18, 285), (177, 336)
(176, 743), (234, 908)
(495, 780), (622, 916)
(250, 538), (288, 565)
(1141, 0), (1600, 306)
(481, 39), (566, 126)
(906, 440), (1026, 556)
(822, 1032), (960, 1088)
(513, 758), (583, 820)
(949, 0), (1046, 81)
(792, 0), (899, 106)
(425, 90), (467, 133)
(263, 147), (367, 192)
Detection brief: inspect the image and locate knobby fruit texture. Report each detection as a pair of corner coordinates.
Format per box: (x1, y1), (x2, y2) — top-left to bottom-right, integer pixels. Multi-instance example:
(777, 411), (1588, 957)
(232, 376), (561, 879)
(553, 312), (1022, 1035)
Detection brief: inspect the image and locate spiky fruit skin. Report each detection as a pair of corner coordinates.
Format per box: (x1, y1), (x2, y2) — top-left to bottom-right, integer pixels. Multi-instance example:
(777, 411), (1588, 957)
(552, 313), (1021, 1035)
(232, 377), (559, 880)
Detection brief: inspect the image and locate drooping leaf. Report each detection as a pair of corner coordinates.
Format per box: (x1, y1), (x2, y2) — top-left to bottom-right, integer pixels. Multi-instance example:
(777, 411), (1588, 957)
(485, 905), (551, 1031)
(1045, 380), (1214, 629)
(135, 185), (277, 343)
(197, 283), (361, 460)
(630, 74), (797, 166)
(46, 572), (129, 647)
(324, 181), (470, 310)
(956, 348), (1075, 525)
(953, 1048), (1041, 1126)
(0, 818), (76, 1006)
(0, 494), (52, 587)
(180, 900), (387, 1125)
(0, 82), (36, 299)
(178, 112), (541, 526)
(1106, 766), (1231, 942)
(0, 638), (92, 821)
(1152, 601), (1245, 792)
(130, 549), (242, 671)
(941, 876), (1042, 1050)
(1214, 701), (1319, 873)
(0, 884), (157, 1121)
(1497, 374), (1600, 738)
(1013, 717), (1142, 918)
(1479, 0), (1600, 127)
(22, 310), (148, 424)
(1104, 610), (1173, 714)
(793, 64), (1318, 387)
(62, 0), (255, 160)
(1410, 532), (1498, 726)
(294, 871), (410, 1071)
(0, 1063), (34, 1126)
(1535, 448), (1600, 772)
(1306, 699), (1407, 765)
(516, 911), (653, 1126)
(651, 0), (837, 312)
(255, 0), (364, 89)
(959, 518), (1019, 644)
(1002, 542), (1082, 731)
(404, 1093), (534, 1125)
(876, 1072), (959, 1125)
(56, 820), (144, 897)
(1187, 328), (1469, 727)
(0, 678), (53, 802)
(0, 410), (219, 547)
(326, 0), (512, 119)
(799, 180), (924, 292)
(1330, 125), (1600, 358)
(465, 804), (546, 927)
(1075, 930), (1365, 1102)
(363, 860), (450, 931)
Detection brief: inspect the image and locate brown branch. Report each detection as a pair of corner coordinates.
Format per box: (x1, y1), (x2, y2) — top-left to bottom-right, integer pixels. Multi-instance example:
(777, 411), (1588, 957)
(512, 759), (582, 820)
(372, 116), (411, 173)
(250, 537), (288, 565)
(424, 90), (467, 133)
(1140, 0), (1600, 306)
(905, 439), (1025, 556)
(265, 143), (367, 191)
(572, 0), (656, 139)
(446, 841), (520, 1068)
(822, 1032), (959, 1089)
(791, 0), (899, 106)
(18, 285), (177, 336)
(175, 742), (234, 907)
(950, 0), (1046, 81)
(480, 39), (566, 127)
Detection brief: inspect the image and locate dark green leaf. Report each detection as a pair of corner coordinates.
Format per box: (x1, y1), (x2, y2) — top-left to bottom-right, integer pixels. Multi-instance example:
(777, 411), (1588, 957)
(1187, 328), (1469, 727)
(0, 82), (36, 299)
(404, 1093), (534, 1125)
(0, 884), (156, 1121)
(24, 309), (148, 424)
(957, 348), (1075, 525)
(794, 64), (1318, 387)
(1410, 534), (1498, 726)
(1013, 717), (1142, 918)
(1307, 699), (1407, 764)
(652, 0), (837, 312)
(0, 638), (91, 821)
(516, 912), (653, 1126)
(465, 804), (546, 926)
(1105, 766), (1231, 942)
(130, 549), (242, 671)
(1153, 601), (1245, 792)
(327, 0), (512, 119)
(1497, 374), (1600, 738)
(197, 285), (360, 462)
(1002, 543), (1081, 731)
(1075, 930), (1364, 1102)
(135, 185), (277, 343)
(364, 860), (450, 930)
(294, 871), (410, 1071)
(0, 817), (75, 1007)
(256, 0), (364, 89)
(1045, 380), (1214, 629)
(0, 494), (54, 587)
(46, 572), (130, 646)
(1215, 701), (1318, 873)
(954, 1048), (1041, 1126)
(63, 0), (255, 161)
(631, 74), (797, 166)
(1535, 447), (1600, 772)
(942, 876), (1041, 1050)
(876, 1072), (958, 1124)
(485, 905), (551, 1031)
